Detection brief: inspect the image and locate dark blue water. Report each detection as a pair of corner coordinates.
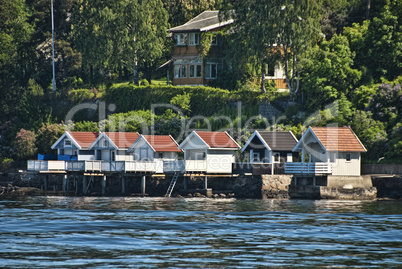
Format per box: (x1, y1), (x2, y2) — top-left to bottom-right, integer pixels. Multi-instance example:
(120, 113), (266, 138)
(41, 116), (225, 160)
(0, 197), (401, 268)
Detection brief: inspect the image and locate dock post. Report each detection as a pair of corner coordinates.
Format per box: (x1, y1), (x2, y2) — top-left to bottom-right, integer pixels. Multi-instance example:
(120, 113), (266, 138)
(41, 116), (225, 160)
(75, 177), (78, 196)
(204, 175), (208, 190)
(83, 175), (87, 195)
(44, 175), (48, 191)
(63, 175), (67, 195)
(141, 175), (146, 195)
(313, 176), (316, 186)
(183, 176), (187, 190)
(121, 175), (126, 194)
(102, 175), (107, 195)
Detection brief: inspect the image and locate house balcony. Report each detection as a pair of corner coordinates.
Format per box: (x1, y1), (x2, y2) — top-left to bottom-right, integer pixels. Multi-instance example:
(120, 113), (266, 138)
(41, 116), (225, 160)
(67, 161), (102, 172)
(184, 160), (207, 173)
(285, 162), (332, 175)
(27, 160), (66, 172)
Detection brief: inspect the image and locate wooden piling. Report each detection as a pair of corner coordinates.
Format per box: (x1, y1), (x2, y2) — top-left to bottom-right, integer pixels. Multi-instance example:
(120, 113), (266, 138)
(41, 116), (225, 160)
(83, 175), (87, 195)
(102, 175), (107, 195)
(63, 175), (67, 195)
(141, 175), (146, 195)
(121, 175), (126, 194)
(204, 175), (208, 190)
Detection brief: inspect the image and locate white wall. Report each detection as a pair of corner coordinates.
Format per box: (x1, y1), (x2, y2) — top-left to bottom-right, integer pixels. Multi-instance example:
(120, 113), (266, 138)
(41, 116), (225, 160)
(332, 152), (361, 176)
(206, 150), (235, 173)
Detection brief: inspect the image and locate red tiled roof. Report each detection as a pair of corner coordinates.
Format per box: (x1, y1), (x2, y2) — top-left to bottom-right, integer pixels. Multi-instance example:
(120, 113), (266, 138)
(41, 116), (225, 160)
(142, 135), (181, 152)
(68, 132), (99, 148)
(311, 127), (366, 152)
(104, 132), (139, 149)
(195, 131), (240, 149)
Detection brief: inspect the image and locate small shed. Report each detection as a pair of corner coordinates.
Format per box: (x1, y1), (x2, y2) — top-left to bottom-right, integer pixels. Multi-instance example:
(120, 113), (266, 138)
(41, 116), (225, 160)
(241, 131), (299, 163)
(287, 126), (367, 176)
(89, 132), (139, 161)
(178, 131), (240, 173)
(51, 131), (99, 160)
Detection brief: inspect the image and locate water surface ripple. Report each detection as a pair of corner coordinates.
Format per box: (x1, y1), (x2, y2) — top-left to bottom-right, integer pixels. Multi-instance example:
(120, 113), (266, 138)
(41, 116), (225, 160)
(0, 197), (401, 268)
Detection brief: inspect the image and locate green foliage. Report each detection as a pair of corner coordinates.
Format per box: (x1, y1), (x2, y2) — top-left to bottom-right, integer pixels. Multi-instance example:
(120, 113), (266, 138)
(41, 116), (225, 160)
(73, 121), (100, 132)
(170, 93), (191, 114)
(36, 123), (65, 155)
(13, 129), (37, 160)
(302, 34), (361, 111)
(0, 158), (13, 172)
(386, 123), (402, 159)
(67, 89), (95, 103)
(351, 110), (387, 159)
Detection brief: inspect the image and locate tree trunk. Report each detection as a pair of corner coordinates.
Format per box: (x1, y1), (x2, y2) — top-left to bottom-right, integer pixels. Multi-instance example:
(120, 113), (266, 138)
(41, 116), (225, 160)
(260, 56), (266, 93)
(366, 0), (371, 20)
(133, 59), (139, 86)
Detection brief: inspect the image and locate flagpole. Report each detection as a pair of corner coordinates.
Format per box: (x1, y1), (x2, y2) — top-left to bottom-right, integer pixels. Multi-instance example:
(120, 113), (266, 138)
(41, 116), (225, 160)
(51, 0), (56, 93)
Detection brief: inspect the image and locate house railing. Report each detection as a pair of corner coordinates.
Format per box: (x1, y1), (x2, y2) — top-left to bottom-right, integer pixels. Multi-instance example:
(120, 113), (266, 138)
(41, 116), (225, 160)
(67, 161), (102, 172)
(285, 162), (332, 175)
(27, 160), (66, 171)
(163, 160), (185, 173)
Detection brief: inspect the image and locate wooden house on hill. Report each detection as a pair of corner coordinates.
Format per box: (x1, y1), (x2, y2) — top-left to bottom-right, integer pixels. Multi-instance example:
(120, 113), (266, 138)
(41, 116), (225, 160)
(178, 131), (240, 174)
(286, 126), (367, 176)
(241, 131), (299, 164)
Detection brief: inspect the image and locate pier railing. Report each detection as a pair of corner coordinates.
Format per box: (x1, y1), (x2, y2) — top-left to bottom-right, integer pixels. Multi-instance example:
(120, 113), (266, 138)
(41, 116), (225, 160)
(27, 160), (66, 171)
(285, 162), (332, 175)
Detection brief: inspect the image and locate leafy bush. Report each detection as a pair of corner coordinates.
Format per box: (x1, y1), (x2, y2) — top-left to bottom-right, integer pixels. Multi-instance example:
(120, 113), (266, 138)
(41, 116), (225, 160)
(0, 158), (13, 172)
(13, 129), (37, 160)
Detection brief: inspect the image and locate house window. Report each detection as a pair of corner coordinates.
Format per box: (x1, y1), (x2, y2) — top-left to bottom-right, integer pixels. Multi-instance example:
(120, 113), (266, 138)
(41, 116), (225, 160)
(174, 63), (187, 78)
(211, 34), (220, 46)
(64, 139), (72, 147)
(175, 33), (187, 46)
(205, 62), (221, 79)
(159, 153), (163, 159)
(203, 152), (206, 160)
(102, 140), (108, 147)
(265, 64), (275, 77)
(346, 153), (351, 162)
(274, 153), (280, 162)
(330, 153), (337, 162)
(189, 59), (202, 78)
(189, 33), (199, 45)
(287, 153), (293, 162)
(253, 152), (260, 162)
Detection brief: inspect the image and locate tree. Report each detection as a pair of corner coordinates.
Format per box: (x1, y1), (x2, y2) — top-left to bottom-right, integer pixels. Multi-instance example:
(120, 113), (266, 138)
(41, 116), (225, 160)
(71, 0), (169, 84)
(301, 34), (361, 111)
(276, 0), (323, 100)
(36, 123), (64, 154)
(13, 129), (37, 160)
(221, 0), (323, 95)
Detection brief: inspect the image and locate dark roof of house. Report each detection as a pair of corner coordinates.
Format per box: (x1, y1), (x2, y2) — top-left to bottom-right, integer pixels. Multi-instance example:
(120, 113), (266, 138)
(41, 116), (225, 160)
(169, 11), (233, 33)
(258, 131), (298, 151)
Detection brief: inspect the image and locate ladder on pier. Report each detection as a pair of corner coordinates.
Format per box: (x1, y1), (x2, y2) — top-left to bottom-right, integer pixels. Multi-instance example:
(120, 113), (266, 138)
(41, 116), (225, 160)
(165, 171), (180, 197)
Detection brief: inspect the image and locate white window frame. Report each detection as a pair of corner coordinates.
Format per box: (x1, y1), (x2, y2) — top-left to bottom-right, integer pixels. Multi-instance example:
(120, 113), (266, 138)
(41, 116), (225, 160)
(189, 59), (202, 78)
(205, 62), (221, 79)
(175, 33), (187, 46)
(174, 65), (187, 78)
(64, 139), (72, 147)
(102, 139), (108, 148)
(189, 33), (199, 45)
(346, 153), (351, 162)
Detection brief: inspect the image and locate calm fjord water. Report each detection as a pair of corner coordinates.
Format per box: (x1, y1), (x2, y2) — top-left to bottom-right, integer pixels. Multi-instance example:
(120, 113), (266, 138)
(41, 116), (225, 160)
(0, 197), (401, 268)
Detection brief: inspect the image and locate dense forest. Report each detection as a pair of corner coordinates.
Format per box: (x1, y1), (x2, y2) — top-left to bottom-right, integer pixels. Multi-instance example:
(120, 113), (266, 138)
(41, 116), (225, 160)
(0, 0), (401, 168)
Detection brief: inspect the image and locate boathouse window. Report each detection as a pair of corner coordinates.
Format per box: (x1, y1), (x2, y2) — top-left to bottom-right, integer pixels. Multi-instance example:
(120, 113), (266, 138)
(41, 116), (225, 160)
(159, 153), (163, 159)
(64, 139), (72, 147)
(346, 153), (351, 162)
(252, 152), (260, 162)
(189, 33), (199, 45)
(274, 153), (280, 162)
(102, 140), (108, 147)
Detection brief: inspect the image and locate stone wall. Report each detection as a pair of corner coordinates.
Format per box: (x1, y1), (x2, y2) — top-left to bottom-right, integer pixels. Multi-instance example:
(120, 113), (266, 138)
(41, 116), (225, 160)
(261, 175), (292, 199)
(362, 164), (402, 175)
(371, 176), (402, 199)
